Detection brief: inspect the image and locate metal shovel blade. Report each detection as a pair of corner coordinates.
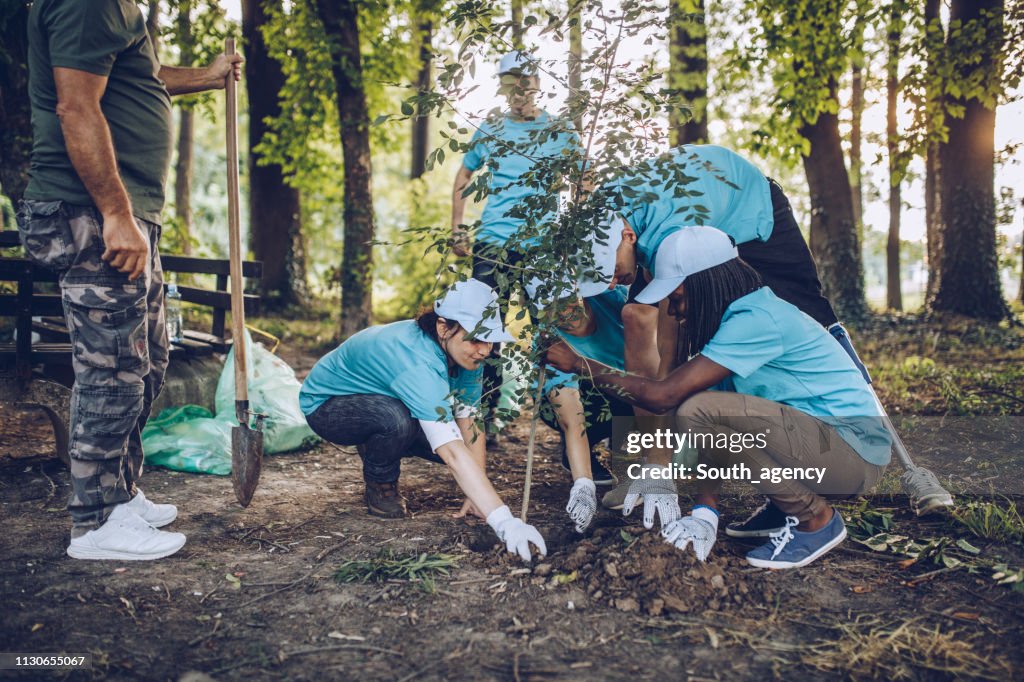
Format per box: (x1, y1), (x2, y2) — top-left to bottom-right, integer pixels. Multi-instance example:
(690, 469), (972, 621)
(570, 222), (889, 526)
(231, 422), (264, 507)
(901, 465), (954, 516)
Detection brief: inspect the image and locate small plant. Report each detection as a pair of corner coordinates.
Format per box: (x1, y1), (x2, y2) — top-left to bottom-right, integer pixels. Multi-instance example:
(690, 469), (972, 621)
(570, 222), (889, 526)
(953, 499), (1024, 545)
(334, 549), (458, 593)
(845, 504), (894, 540)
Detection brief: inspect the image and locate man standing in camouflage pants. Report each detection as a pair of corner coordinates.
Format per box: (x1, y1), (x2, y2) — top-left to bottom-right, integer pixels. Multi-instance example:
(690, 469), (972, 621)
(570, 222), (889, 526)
(17, 0), (241, 560)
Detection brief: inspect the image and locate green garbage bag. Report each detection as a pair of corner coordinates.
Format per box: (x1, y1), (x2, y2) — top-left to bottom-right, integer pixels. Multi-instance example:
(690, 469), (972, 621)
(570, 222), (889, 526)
(142, 332), (319, 475)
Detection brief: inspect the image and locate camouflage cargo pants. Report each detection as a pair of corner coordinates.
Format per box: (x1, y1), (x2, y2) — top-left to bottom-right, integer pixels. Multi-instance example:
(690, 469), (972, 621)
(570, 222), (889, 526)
(16, 200), (169, 534)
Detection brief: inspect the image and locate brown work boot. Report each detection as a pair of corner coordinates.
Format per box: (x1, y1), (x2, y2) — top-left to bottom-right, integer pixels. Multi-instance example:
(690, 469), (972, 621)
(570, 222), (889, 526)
(364, 480), (408, 519)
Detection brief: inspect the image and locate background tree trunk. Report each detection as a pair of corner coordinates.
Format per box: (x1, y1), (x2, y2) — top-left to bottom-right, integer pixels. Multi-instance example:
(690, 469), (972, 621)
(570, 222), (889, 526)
(315, 0), (374, 336)
(886, 3), (902, 311)
(511, 0), (524, 50)
(0, 1), (32, 202)
(410, 9), (433, 180)
(569, 3), (583, 134)
(924, 0), (943, 302)
(930, 0), (1007, 320)
(801, 94), (868, 320)
(244, 0), (307, 306)
(146, 0), (161, 52)
(669, 0), (708, 145)
(849, 15), (864, 237)
(174, 110), (194, 255)
(174, 0), (194, 256)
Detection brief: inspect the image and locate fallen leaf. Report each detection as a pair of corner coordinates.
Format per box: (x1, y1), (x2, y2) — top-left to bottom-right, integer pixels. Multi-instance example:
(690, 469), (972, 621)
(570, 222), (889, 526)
(851, 585), (872, 594)
(31, 623), (43, 632)
(897, 558), (917, 569)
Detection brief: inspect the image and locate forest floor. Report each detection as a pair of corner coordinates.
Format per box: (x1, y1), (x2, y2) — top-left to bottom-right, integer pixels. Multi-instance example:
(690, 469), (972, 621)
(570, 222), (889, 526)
(1, 315), (1023, 681)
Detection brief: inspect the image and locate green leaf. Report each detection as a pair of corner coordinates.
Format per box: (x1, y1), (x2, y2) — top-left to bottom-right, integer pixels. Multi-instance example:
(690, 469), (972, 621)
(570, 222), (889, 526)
(955, 538), (981, 555)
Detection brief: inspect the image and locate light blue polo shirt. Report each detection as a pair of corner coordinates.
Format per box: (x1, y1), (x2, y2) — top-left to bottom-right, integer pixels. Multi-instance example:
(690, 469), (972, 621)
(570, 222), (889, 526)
(299, 320), (482, 422)
(545, 286), (627, 393)
(607, 145), (774, 274)
(463, 111), (582, 247)
(699, 288), (891, 465)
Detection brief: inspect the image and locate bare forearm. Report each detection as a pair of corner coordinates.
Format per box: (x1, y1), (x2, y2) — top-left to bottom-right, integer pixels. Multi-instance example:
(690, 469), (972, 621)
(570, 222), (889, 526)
(451, 167), (474, 227)
(159, 65), (222, 96)
(58, 105), (132, 218)
(437, 441), (502, 517)
(456, 417), (487, 472)
(580, 357), (676, 413)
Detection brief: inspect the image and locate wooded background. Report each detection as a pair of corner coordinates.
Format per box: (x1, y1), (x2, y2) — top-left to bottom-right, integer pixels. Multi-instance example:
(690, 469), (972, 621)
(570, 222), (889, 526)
(1, 0), (1022, 335)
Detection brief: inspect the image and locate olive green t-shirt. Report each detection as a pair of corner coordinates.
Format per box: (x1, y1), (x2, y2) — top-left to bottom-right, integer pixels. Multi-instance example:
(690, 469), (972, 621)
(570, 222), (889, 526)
(25, 0), (172, 223)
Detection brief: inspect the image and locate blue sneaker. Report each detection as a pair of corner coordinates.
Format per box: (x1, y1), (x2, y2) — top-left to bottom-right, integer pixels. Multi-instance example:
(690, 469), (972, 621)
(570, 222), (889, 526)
(725, 499), (787, 538)
(745, 510), (847, 569)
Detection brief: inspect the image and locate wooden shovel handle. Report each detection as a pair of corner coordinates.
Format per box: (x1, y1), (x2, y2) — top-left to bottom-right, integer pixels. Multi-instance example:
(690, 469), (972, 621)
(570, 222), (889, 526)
(225, 37), (248, 408)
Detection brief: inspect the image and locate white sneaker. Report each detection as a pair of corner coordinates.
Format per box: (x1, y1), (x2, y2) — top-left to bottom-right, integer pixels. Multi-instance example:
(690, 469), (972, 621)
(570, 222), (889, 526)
(122, 488), (177, 528)
(67, 505), (186, 561)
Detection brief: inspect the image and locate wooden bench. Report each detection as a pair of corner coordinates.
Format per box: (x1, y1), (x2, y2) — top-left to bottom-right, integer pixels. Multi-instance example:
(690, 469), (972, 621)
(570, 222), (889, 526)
(0, 230), (262, 465)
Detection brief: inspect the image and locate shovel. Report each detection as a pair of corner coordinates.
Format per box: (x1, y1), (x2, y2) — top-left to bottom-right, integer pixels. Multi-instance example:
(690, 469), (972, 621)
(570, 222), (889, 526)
(225, 38), (264, 507)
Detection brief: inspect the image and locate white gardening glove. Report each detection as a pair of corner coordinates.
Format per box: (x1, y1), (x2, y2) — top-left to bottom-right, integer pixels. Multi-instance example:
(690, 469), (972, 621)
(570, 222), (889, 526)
(622, 463), (681, 530)
(486, 505), (548, 562)
(566, 478), (597, 533)
(661, 505), (719, 562)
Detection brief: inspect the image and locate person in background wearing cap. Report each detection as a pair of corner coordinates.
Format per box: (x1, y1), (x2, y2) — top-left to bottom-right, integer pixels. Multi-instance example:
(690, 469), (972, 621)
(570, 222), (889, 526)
(450, 50), (582, 432)
(548, 227), (890, 569)
(299, 279), (546, 562)
(577, 145), (868, 389)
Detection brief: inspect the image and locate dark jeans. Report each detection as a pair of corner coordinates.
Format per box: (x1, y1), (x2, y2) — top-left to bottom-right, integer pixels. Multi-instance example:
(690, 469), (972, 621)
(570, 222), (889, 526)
(305, 394), (444, 484)
(540, 380), (635, 457)
(472, 245), (527, 420)
(737, 179), (839, 328)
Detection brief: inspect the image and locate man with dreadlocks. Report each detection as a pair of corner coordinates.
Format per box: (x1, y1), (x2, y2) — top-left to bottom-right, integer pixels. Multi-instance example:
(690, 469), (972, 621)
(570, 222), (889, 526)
(547, 227), (890, 569)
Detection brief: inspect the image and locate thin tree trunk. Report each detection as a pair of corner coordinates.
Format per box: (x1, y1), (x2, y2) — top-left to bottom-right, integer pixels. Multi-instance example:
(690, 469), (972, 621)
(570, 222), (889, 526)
(410, 13), (432, 180)
(800, 89), (868, 320)
(669, 0), (708, 145)
(849, 17), (864, 236)
(315, 0), (374, 336)
(511, 0), (524, 49)
(173, 1), (194, 255)
(886, 2), (902, 311)
(931, 0), (1008, 320)
(146, 0), (161, 53)
(924, 0), (943, 302)
(244, 0), (307, 306)
(569, 4), (583, 133)
(174, 109), (194, 255)
(0, 1), (31, 201)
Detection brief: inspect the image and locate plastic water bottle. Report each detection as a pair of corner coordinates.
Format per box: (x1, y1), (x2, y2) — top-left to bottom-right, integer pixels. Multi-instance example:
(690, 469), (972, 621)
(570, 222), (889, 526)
(166, 283), (183, 343)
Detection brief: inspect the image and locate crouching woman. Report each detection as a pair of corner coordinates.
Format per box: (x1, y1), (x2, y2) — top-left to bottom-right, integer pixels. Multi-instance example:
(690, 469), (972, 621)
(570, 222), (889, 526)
(299, 279), (546, 562)
(546, 227), (891, 569)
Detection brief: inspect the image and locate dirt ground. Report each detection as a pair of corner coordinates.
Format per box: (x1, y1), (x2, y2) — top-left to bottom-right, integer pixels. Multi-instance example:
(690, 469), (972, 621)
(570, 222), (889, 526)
(2, 344), (1024, 681)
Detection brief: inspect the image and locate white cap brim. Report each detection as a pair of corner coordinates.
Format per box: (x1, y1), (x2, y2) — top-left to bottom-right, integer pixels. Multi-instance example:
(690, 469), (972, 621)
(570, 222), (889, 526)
(456, 316), (514, 343)
(633, 275), (685, 305)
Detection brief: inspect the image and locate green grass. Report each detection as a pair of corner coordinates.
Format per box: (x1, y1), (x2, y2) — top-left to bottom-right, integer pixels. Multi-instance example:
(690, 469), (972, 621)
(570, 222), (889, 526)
(334, 549), (458, 593)
(952, 498), (1024, 545)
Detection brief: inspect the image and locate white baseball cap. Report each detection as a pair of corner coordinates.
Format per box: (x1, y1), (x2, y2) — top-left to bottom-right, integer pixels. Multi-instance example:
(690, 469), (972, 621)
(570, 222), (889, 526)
(634, 226), (739, 305)
(434, 279), (514, 343)
(497, 50), (538, 76)
(576, 211), (626, 299)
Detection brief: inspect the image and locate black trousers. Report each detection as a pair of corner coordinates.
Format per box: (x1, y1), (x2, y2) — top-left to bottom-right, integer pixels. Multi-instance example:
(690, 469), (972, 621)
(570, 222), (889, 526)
(472, 246), (527, 420)
(737, 179), (838, 327)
